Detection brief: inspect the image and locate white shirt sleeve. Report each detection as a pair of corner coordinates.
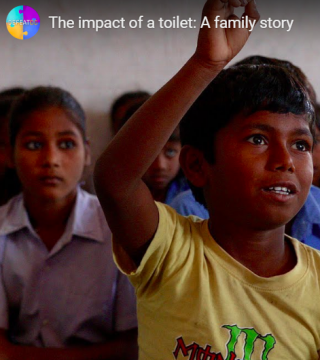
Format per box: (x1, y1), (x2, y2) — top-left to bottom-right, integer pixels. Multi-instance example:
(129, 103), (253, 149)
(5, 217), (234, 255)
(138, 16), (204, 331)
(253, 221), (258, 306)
(113, 271), (137, 332)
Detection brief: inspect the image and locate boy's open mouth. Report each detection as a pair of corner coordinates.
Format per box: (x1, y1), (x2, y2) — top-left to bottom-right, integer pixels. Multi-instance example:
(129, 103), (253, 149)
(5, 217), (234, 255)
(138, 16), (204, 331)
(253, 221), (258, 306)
(263, 183), (297, 196)
(266, 187), (292, 195)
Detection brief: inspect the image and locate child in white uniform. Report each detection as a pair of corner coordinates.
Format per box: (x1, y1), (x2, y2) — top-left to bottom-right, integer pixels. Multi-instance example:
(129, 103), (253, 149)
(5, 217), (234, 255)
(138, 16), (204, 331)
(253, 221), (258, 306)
(0, 86), (137, 360)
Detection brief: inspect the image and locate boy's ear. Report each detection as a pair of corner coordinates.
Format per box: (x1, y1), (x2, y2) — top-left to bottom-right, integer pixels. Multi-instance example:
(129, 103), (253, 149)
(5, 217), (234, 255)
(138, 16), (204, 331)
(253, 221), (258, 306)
(179, 145), (208, 187)
(84, 138), (91, 166)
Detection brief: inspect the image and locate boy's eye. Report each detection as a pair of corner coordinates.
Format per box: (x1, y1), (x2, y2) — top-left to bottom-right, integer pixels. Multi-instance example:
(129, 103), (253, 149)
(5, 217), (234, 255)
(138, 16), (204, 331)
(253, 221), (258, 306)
(293, 141), (311, 152)
(26, 141), (42, 150)
(59, 140), (76, 149)
(164, 148), (178, 158)
(247, 135), (266, 145)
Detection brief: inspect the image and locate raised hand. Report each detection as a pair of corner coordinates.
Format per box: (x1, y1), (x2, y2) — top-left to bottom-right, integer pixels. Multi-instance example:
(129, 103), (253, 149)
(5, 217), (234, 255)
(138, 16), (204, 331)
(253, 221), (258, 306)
(94, 1), (260, 268)
(195, 0), (260, 69)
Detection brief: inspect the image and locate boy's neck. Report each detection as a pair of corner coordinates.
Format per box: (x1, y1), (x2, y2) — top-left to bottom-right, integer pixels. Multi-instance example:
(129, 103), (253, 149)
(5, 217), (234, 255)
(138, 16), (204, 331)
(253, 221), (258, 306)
(209, 221), (297, 278)
(23, 191), (77, 251)
(284, 217), (295, 236)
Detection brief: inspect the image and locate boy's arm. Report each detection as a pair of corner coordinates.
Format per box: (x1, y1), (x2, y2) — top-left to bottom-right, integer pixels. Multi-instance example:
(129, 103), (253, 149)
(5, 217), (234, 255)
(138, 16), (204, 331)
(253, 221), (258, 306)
(0, 328), (137, 360)
(94, 0), (259, 264)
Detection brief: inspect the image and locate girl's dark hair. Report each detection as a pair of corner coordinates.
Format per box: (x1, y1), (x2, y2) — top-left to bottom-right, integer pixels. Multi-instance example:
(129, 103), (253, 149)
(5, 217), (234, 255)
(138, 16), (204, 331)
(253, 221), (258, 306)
(9, 86), (86, 145)
(180, 64), (315, 206)
(0, 87), (25, 119)
(0, 87), (25, 99)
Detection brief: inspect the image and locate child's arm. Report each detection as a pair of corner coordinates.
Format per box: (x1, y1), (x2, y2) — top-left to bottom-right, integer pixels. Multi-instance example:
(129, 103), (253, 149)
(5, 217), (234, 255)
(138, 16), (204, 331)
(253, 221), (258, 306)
(0, 328), (137, 360)
(94, 0), (259, 264)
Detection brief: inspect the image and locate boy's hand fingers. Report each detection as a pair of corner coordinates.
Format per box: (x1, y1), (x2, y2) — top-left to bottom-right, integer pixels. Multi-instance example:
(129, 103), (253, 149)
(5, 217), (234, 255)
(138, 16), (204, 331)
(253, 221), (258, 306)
(243, 0), (260, 23)
(201, 0), (233, 25)
(202, 0), (251, 21)
(226, 0), (241, 6)
(204, 0), (256, 12)
(196, 0), (259, 69)
(203, 0), (232, 13)
(220, 0), (249, 8)
(224, 0), (259, 55)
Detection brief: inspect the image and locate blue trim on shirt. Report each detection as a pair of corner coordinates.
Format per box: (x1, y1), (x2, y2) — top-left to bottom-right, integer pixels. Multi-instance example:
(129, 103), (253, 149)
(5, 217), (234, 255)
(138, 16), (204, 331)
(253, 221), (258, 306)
(292, 185), (320, 249)
(171, 186), (320, 250)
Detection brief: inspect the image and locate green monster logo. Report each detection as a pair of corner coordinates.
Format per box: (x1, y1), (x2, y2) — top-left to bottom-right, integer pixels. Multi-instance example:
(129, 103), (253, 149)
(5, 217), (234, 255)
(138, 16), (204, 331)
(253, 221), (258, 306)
(173, 325), (276, 360)
(223, 325), (276, 360)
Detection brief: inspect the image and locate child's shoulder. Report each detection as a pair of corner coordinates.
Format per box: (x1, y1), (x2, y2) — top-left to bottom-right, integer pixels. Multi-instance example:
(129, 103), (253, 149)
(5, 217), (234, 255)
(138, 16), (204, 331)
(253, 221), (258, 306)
(289, 235), (320, 270)
(158, 201), (206, 224)
(0, 193), (24, 229)
(75, 188), (111, 240)
(309, 185), (320, 205)
(156, 201), (208, 245)
(115, 202), (209, 278)
(76, 188), (105, 217)
(77, 187), (101, 208)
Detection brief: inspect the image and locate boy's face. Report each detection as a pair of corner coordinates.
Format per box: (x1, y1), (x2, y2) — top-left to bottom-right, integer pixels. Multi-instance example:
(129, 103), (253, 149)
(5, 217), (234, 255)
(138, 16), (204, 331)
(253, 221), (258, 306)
(204, 111), (313, 230)
(312, 126), (320, 187)
(142, 140), (181, 191)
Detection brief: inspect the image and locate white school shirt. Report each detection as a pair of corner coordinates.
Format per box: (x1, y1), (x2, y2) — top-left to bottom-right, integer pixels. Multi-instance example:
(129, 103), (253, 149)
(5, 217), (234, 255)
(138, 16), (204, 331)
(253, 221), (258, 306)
(0, 188), (137, 347)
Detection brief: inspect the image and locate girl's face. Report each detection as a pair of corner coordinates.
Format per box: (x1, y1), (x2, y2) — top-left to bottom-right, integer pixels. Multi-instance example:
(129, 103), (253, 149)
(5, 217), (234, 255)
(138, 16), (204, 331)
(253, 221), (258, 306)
(12, 107), (90, 204)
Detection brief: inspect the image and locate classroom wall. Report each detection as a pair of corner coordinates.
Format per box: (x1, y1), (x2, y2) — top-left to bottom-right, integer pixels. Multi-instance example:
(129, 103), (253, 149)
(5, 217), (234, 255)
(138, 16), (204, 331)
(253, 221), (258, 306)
(2, 0), (320, 190)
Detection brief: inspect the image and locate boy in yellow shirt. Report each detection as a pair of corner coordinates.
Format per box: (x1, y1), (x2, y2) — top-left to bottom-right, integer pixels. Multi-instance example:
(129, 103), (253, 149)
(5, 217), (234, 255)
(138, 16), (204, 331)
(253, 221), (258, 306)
(94, 0), (320, 358)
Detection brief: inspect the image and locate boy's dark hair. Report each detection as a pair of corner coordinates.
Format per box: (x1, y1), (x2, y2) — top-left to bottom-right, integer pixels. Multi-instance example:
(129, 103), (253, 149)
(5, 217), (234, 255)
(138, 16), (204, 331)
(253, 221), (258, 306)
(180, 64), (315, 206)
(9, 86), (86, 145)
(234, 55), (317, 105)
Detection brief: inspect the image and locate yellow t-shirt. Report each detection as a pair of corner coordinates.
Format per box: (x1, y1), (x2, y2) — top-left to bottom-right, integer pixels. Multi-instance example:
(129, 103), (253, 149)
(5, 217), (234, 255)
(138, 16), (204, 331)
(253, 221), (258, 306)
(113, 202), (320, 360)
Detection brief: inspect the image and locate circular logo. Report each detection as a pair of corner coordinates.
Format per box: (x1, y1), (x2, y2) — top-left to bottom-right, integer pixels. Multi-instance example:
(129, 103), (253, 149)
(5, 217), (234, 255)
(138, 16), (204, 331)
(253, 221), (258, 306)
(6, 6), (40, 40)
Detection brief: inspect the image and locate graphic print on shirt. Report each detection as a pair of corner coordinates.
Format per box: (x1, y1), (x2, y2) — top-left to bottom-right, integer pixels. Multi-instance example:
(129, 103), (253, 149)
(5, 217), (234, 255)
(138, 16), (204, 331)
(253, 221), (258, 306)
(173, 324), (276, 360)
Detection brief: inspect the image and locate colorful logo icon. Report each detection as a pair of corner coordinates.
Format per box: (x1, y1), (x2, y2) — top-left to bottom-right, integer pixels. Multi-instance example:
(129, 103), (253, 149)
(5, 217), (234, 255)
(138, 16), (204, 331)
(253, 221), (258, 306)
(6, 6), (40, 40)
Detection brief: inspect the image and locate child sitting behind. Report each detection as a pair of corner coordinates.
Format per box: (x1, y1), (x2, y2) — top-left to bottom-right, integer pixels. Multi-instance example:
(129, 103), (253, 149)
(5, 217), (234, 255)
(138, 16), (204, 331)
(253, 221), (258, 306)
(0, 86), (137, 360)
(312, 104), (320, 187)
(0, 88), (25, 205)
(94, 0), (320, 358)
(110, 91), (151, 135)
(117, 100), (189, 204)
